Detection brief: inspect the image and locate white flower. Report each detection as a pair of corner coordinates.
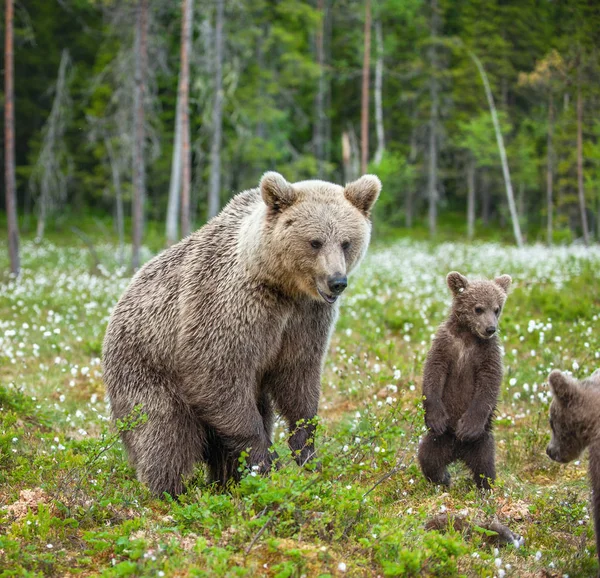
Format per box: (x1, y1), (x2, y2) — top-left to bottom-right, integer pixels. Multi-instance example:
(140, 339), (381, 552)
(337, 562), (347, 572)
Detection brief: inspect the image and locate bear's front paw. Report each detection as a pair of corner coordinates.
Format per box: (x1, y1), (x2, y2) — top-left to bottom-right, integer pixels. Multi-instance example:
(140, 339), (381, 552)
(425, 409), (449, 435)
(249, 448), (279, 475)
(455, 418), (484, 442)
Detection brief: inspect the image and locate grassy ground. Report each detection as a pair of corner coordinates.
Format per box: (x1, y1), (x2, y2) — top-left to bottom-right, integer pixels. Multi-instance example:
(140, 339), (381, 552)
(1, 237), (600, 577)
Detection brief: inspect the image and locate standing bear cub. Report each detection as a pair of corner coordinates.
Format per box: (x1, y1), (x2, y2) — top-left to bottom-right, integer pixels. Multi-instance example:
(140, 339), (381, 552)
(418, 271), (512, 489)
(102, 172), (381, 496)
(546, 369), (600, 576)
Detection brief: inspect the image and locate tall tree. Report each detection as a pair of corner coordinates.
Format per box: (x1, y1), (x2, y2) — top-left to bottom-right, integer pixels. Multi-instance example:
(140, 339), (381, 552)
(180, 0), (193, 238)
(373, 19), (385, 166)
(4, 0), (20, 276)
(427, 0), (439, 237)
(29, 49), (72, 240)
(360, 0), (371, 175)
(466, 155), (476, 240)
(132, 0), (149, 271)
(466, 46), (523, 247)
(519, 50), (566, 245)
(313, 0), (327, 177)
(208, 0), (224, 219)
(576, 65), (590, 246)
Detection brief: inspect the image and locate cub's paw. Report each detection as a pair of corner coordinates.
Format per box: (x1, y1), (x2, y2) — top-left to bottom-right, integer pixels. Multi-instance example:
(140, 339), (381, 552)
(425, 409), (449, 436)
(455, 418), (485, 442)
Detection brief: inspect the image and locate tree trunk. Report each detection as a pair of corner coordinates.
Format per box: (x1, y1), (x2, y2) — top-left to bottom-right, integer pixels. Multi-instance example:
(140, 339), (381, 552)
(546, 94), (554, 245)
(576, 71), (590, 247)
(313, 0), (326, 177)
(360, 0), (371, 175)
(481, 170), (490, 226)
(166, 96), (182, 245)
(132, 0), (149, 271)
(467, 47), (523, 247)
(180, 0), (193, 237)
(467, 156), (475, 240)
(105, 137), (125, 264)
(373, 19), (385, 166)
(342, 132), (352, 184)
(208, 0), (224, 219)
(4, 0), (20, 276)
(405, 127), (418, 228)
(427, 0), (439, 238)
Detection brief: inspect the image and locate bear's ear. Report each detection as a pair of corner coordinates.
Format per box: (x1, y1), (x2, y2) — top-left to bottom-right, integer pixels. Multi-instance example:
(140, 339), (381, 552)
(494, 274), (512, 294)
(549, 370), (580, 406)
(260, 172), (297, 212)
(344, 175), (382, 216)
(446, 271), (469, 296)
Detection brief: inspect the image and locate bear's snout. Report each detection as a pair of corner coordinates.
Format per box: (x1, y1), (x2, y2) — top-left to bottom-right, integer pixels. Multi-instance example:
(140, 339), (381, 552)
(328, 275), (348, 296)
(485, 325), (497, 336)
(546, 444), (563, 462)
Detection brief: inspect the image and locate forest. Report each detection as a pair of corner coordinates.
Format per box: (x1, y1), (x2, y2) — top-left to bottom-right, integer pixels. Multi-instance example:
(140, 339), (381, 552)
(2, 0), (600, 269)
(3, 1), (600, 577)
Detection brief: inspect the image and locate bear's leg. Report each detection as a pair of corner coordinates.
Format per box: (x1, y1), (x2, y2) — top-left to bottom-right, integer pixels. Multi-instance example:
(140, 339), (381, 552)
(418, 432), (455, 486)
(126, 402), (206, 497)
(460, 432), (496, 489)
(205, 425), (240, 486)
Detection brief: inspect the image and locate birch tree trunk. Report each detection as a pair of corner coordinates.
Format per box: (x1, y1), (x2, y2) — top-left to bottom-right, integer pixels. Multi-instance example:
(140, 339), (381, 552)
(427, 0), (439, 237)
(180, 0), (193, 237)
(576, 71), (590, 247)
(132, 0), (149, 271)
(546, 94), (554, 245)
(208, 0), (224, 219)
(467, 47), (523, 247)
(166, 98), (182, 245)
(4, 0), (20, 276)
(467, 156), (475, 241)
(105, 137), (125, 264)
(373, 19), (385, 166)
(313, 0), (326, 177)
(405, 127), (418, 228)
(360, 0), (371, 175)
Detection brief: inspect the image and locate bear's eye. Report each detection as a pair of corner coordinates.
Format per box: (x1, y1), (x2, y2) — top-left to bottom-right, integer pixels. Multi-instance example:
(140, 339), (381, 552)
(310, 240), (323, 250)
(475, 307), (484, 315)
(341, 241), (351, 251)
(494, 306), (501, 315)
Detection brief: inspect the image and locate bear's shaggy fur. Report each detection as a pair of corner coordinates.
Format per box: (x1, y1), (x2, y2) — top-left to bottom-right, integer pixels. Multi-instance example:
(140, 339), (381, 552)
(547, 369), (600, 575)
(102, 172), (381, 496)
(418, 271), (512, 489)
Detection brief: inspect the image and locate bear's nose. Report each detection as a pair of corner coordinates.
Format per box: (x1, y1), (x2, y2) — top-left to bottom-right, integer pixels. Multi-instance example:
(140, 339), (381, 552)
(485, 326), (496, 336)
(546, 446), (555, 460)
(328, 275), (348, 295)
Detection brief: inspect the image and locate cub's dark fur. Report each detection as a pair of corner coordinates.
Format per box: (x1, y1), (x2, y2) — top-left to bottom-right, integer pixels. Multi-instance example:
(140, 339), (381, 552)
(547, 369), (600, 576)
(418, 271), (511, 489)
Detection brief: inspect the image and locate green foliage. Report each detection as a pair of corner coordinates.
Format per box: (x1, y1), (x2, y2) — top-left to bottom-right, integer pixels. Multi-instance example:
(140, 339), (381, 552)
(1, 238), (600, 575)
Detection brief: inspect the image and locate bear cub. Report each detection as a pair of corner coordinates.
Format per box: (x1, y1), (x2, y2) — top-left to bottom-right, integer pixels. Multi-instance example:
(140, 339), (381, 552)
(418, 271), (512, 489)
(546, 369), (600, 576)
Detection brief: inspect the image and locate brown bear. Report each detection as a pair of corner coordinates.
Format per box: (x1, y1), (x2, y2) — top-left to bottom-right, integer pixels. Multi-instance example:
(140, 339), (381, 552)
(418, 271), (512, 489)
(102, 171), (381, 496)
(546, 369), (600, 576)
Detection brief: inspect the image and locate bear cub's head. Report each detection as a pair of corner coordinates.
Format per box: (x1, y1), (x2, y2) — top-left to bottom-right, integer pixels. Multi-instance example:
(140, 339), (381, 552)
(259, 172), (381, 304)
(446, 271), (511, 340)
(546, 369), (600, 463)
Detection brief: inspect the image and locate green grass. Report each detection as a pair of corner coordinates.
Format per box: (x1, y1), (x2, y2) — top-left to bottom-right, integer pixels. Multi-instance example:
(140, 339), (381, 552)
(1, 237), (600, 577)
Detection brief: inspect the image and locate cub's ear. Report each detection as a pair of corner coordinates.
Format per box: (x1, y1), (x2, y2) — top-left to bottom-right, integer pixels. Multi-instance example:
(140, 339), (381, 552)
(260, 172), (297, 212)
(549, 370), (579, 406)
(446, 271), (469, 296)
(344, 174), (382, 216)
(494, 274), (512, 294)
